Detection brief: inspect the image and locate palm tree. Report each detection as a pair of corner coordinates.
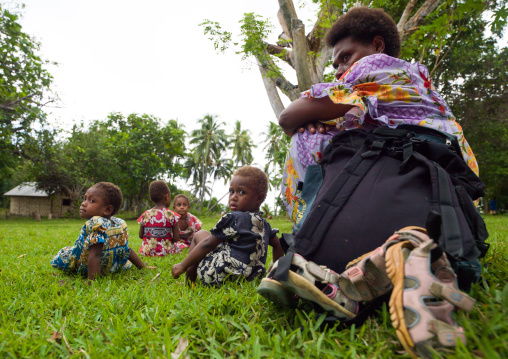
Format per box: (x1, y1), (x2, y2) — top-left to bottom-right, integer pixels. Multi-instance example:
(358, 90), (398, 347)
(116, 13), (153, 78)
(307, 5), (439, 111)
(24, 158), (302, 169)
(189, 114), (229, 211)
(261, 121), (289, 179)
(231, 120), (255, 166)
(207, 153), (234, 210)
(262, 121), (291, 213)
(183, 152), (203, 198)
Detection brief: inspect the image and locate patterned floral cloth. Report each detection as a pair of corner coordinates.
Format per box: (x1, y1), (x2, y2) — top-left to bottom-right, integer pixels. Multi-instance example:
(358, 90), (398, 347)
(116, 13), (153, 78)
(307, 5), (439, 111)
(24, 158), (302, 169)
(51, 216), (132, 275)
(137, 208), (180, 256)
(197, 211), (279, 286)
(175, 212), (202, 250)
(283, 54), (479, 221)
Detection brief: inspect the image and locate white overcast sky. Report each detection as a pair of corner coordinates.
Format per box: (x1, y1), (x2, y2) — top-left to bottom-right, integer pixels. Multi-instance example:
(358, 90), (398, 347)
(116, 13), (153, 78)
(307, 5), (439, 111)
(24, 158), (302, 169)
(16, 1), (504, 208)
(14, 0), (320, 208)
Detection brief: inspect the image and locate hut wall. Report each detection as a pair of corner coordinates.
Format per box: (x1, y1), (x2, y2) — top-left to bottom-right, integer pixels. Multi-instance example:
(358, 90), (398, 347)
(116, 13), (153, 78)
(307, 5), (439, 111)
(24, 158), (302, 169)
(8, 195), (71, 217)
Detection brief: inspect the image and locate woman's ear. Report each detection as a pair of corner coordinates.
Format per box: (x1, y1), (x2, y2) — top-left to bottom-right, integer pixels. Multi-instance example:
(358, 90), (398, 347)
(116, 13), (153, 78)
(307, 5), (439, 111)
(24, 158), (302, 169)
(372, 35), (385, 53)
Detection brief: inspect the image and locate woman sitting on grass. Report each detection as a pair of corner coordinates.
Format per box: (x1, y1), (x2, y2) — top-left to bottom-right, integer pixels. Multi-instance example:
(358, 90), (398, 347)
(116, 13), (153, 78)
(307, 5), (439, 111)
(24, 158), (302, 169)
(280, 6), (479, 222)
(51, 182), (146, 282)
(172, 166), (284, 286)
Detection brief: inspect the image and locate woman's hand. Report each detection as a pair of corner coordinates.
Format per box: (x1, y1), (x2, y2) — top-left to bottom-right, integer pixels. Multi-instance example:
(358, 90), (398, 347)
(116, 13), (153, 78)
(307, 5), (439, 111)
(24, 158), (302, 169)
(279, 97), (351, 136)
(297, 121), (331, 134)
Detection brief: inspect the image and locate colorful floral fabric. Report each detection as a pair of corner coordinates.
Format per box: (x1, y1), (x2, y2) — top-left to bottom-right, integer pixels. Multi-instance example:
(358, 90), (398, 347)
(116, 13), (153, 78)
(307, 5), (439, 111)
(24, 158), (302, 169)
(197, 211), (279, 286)
(175, 212), (202, 250)
(283, 54), (479, 221)
(137, 208), (180, 256)
(51, 216), (132, 275)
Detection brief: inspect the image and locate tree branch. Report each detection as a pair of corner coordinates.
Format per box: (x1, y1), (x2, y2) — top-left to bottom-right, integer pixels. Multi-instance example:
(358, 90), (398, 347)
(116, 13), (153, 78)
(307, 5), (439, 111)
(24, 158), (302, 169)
(256, 57), (298, 119)
(306, 4), (339, 83)
(397, 0), (418, 35)
(266, 43), (294, 68)
(277, 0), (298, 39)
(400, 0), (444, 43)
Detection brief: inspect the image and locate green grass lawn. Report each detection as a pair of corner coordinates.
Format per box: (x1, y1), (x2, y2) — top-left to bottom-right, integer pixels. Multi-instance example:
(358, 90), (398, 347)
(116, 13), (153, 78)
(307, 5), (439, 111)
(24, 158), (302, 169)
(0, 214), (506, 358)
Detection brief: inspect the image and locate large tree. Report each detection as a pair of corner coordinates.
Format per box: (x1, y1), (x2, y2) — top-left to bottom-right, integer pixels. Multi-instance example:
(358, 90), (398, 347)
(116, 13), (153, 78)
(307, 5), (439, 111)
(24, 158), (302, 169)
(29, 122), (114, 216)
(0, 5), (56, 178)
(105, 113), (186, 216)
(202, 0), (507, 118)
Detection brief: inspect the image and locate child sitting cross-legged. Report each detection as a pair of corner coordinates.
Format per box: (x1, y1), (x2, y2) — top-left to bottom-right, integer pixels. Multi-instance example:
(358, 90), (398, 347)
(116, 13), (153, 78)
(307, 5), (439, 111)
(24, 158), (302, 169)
(138, 180), (180, 256)
(172, 166), (284, 286)
(51, 182), (146, 282)
(172, 194), (202, 250)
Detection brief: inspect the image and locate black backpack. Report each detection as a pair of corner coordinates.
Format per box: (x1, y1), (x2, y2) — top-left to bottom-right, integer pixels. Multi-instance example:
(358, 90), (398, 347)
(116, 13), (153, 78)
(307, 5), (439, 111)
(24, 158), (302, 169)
(280, 125), (489, 291)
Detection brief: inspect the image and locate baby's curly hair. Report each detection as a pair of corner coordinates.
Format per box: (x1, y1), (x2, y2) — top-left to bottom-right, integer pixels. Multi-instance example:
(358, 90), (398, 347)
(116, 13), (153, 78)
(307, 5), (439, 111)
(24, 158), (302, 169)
(149, 180), (170, 204)
(234, 166), (268, 202)
(92, 182), (123, 215)
(325, 7), (401, 58)
(173, 194), (190, 207)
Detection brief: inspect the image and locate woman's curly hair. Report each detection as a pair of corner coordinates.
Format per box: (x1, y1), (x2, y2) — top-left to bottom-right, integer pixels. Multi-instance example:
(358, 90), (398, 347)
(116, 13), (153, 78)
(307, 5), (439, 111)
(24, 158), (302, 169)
(325, 7), (401, 58)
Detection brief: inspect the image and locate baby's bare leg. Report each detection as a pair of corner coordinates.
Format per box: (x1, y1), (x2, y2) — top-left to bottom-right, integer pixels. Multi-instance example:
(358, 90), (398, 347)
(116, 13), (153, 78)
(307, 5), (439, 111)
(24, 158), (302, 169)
(186, 230), (210, 284)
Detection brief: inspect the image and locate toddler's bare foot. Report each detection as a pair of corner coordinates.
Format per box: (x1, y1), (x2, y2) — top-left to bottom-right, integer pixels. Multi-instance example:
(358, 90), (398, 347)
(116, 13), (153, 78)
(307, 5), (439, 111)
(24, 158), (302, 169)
(171, 263), (185, 279)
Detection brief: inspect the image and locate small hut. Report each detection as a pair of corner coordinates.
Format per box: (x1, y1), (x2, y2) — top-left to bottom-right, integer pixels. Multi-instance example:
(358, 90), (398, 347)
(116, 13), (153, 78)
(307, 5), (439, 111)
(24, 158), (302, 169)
(3, 182), (71, 217)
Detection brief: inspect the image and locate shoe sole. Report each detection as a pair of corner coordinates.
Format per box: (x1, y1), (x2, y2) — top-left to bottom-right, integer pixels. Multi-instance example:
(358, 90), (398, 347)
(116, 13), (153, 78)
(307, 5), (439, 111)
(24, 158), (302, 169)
(283, 270), (356, 320)
(386, 241), (418, 359)
(257, 278), (296, 308)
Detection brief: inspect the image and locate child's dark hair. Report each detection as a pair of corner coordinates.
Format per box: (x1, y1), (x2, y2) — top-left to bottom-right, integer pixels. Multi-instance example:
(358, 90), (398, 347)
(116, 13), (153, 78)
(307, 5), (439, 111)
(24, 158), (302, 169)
(234, 166), (268, 202)
(325, 7), (401, 58)
(173, 194), (190, 207)
(93, 182), (123, 215)
(149, 180), (170, 203)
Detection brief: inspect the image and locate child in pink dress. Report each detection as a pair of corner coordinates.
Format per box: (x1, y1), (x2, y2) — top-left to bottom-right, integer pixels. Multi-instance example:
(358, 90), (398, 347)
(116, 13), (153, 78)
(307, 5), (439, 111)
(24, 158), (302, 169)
(138, 180), (180, 256)
(173, 194), (202, 250)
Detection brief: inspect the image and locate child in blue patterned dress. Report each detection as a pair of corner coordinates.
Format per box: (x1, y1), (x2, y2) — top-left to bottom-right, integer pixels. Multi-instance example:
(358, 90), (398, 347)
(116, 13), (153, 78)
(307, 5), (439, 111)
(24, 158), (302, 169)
(51, 182), (146, 282)
(172, 166), (284, 286)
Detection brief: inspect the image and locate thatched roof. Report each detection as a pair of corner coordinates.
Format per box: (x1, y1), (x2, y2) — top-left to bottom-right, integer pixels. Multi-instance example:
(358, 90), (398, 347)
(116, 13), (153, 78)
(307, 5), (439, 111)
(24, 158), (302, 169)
(3, 182), (49, 197)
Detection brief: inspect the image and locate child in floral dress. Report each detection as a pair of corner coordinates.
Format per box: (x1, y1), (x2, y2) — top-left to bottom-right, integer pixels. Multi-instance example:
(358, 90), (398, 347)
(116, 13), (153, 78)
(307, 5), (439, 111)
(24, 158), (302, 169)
(173, 194), (202, 250)
(138, 180), (180, 256)
(172, 166), (284, 286)
(51, 182), (146, 281)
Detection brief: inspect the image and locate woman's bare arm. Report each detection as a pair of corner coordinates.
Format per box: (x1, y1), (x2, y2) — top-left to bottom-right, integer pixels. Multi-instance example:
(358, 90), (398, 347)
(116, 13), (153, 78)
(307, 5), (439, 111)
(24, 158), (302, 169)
(279, 97), (353, 136)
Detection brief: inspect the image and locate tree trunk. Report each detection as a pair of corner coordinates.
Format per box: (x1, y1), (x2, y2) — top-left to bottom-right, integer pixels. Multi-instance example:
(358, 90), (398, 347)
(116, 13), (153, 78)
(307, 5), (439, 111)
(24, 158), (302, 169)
(257, 58), (286, 119)
(207, 176), (216, 210)
(64, 185), (84, 218)
(198, 162), (208, 212)
(136, 181), (148, 217)
(292, 18), (312, 91)
(207, 191), (229, 213)
(399, 0), (444, 43)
